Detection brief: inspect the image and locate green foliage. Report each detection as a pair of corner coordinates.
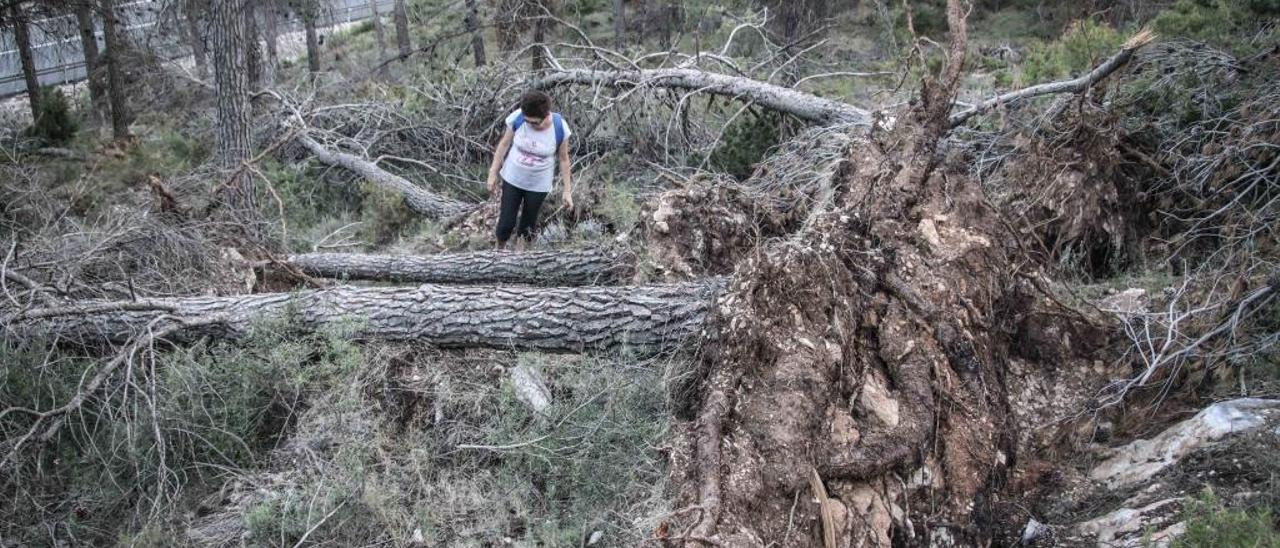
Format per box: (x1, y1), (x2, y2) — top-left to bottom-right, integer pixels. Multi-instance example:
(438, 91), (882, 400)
(1154, 0), (1280, 47)
(710, 110), (782, 180)
(263, 159), (365, 249)
(28, 86), (78, 144)
(1172, 488), (1280, 548)
(0, 318), (365, 545)
(597, 183), (640, 232)
(359, 181), (422, 245)
(1022, 19), (1126, 84)
(245, 483), (361, 543)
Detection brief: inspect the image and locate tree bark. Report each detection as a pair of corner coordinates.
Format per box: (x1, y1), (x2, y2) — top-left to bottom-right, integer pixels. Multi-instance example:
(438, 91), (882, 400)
(295, 132), (474, 219)
(73, 5), (106, 112)
(533, 68), (870, 125)
(612, 0), (624, 50)
(244, 1), (262, 90)
(211, 0), (253, 205)
(283, 248), (632, 285)
(182, 0), (208, 80)
(263, 2), (280, 82)
(303, 7), (321, 75)
(9, 4), (41, 121)
(394, 0), (411, 59)
(7, 282), (720, 352)
(369, 0), (386, 60)
(531, 4), (547, 71)
(100, 0), (132, 141)
(464, 0), (485, 66)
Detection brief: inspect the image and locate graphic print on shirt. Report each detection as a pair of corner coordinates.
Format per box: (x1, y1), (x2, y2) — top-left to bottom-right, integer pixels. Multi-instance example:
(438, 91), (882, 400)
(514, 135), (551, 168)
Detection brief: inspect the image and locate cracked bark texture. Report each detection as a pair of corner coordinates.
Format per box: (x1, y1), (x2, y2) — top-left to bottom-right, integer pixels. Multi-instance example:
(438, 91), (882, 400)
(532, 68), (870, 125)
(285, 248), (632, 285)
(9, 282), (720, 352)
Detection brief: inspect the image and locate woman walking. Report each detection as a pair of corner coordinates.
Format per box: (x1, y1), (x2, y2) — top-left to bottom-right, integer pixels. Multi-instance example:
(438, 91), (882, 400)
(486, 90), (574, 249)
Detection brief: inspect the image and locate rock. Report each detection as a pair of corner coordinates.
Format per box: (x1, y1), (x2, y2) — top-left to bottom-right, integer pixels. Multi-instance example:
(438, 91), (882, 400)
(1075, 498), (1183, 547)
(1089, 398), (1280, 488)
(840, 483), (892, 548)
(1099, 288), (1148, 316)
(857, 370), (900, 428)
(509, 364), (553, 414)
(1020, 518), (1050, 545)
(586, 530), (604, 545)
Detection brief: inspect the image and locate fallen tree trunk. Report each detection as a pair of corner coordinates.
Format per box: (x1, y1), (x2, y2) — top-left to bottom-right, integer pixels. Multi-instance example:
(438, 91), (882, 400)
(296, 133), (475, 219)
(6, 282), (719, 352)
(283, 248), (632, 286)
(948, 29), (1155, 127)
(532, 68), (870, 125)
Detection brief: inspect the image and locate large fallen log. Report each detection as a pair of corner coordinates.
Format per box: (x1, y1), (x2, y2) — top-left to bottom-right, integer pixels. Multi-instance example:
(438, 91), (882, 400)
(5, 282), (719, 352)
(284, 248), (632, 286)
(532, 68), (870, 125)
(296, 133), (476, 219)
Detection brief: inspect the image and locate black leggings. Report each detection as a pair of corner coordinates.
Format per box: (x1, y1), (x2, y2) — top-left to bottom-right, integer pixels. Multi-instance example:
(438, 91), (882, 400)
(496, 180), (548, 243)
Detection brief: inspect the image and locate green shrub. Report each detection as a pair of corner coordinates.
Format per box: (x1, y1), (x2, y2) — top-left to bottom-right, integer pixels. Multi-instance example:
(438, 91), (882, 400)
(597, 184), (640, 233)
(0, 318), (365, 545)
(710, 110), (783, 180)
(264, 159), (365, 249)
(1022, 19), (1126, 84)
(1172, 488), (1280, 548)
(1154, 0), (1280, 47)
(359, 181), (421, 245)
(29, 86), (79, 144)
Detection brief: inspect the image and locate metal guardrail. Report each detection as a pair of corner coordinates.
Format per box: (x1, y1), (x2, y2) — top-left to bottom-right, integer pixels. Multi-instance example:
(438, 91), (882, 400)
(0, 0), (396, 98)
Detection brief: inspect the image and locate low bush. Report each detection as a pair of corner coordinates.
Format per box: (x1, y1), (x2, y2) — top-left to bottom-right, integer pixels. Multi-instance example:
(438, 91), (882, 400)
(28, 86), (78, 145)
(1173, 488), (1280, 548)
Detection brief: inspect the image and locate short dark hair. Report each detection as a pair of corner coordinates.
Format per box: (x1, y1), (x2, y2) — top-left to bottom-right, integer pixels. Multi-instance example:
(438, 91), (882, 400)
(519, 91), (552, 119)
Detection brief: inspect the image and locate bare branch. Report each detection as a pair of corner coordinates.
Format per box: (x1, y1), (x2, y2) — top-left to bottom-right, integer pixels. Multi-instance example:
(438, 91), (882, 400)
(950, 28), (1156, 127)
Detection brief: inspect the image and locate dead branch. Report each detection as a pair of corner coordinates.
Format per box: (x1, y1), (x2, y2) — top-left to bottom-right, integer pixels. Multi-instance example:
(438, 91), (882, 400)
(949, 28), (1156, 127)
(2, 314), (227, 466)
(294, 132), (476, 219)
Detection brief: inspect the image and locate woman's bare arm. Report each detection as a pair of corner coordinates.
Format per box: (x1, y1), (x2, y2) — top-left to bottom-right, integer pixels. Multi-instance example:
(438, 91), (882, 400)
(558, 140), (573, 209)
(487, 128), (515, 196)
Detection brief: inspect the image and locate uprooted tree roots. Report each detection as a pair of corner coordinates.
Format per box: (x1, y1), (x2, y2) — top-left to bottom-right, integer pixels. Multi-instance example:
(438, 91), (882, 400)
(661, 4), (1111, 545)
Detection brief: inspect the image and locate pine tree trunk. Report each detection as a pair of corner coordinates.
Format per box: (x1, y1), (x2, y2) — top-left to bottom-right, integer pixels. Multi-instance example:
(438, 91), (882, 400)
(283, 248), (632, 286)
(613, 0), (625, 50)
(533, 68), (869, 125)
(73, 5), (106, 112)
(210, 0), (253, 205)
(394, 0), (411, 59)
(9, 283), (720, 352)
(303, 9), (321, 74)
(665, 0), (675, 48)
(263, 3), (280, 82)
(370, 0), (386, 59)
(100, 0), (132, 141)
(183, 0), (209, 80)
(465, 0), (485, 66)
(9, 5), (41, 121)
(531, 9), (546, 71)
(244, 2), (262, 90)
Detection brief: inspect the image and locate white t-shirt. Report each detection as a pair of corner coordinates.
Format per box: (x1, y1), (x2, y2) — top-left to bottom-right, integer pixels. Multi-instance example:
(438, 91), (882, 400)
(499, 110), (572, 193)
